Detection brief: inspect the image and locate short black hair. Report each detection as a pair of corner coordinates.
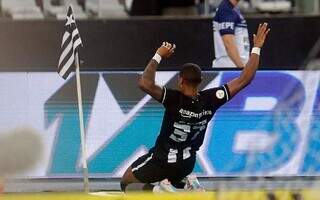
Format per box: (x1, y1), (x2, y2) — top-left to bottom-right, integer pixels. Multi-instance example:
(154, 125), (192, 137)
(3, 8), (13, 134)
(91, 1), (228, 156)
(179, 63), (202, 86)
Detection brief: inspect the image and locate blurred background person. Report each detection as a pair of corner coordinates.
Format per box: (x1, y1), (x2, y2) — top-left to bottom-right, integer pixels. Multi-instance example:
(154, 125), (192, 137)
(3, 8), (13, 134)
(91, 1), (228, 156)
(212, 0), (250, 68)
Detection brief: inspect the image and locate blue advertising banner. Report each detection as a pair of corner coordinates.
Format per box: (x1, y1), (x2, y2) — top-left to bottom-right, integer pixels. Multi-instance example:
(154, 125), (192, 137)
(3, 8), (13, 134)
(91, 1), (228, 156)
(0, 71), (319, 177)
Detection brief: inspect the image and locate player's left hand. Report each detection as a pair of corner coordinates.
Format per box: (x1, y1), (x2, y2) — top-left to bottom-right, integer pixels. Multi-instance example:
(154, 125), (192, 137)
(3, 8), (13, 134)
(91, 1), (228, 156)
(253, 22), (270, 48)
(156, 42), (176, 58)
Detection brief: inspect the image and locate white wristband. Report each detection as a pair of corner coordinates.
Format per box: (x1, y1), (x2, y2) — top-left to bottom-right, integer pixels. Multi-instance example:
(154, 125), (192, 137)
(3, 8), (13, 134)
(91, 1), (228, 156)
(251, 47), (261, 55)
(152, 53), (162, 64)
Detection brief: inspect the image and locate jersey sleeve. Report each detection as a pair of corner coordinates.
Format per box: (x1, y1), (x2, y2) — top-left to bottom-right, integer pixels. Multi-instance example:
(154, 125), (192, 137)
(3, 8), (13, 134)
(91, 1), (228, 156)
(216, 10), (237, 35)
(160, 87), (179, 108)
(203, 84), (231, 110)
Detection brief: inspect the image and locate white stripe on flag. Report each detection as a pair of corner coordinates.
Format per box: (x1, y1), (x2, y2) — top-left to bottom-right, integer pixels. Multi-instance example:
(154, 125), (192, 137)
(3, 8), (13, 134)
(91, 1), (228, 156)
(58, 39), (73, 66)
(59, 53), (75, 77)
(72, 28), (79, 38)
(73, 38), (82, 50)
(62, 32), (70, 47)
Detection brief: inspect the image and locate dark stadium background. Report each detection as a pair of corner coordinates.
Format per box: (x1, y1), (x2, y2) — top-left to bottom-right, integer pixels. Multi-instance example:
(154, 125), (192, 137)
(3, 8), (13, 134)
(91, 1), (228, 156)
(0, 16), (318, 71)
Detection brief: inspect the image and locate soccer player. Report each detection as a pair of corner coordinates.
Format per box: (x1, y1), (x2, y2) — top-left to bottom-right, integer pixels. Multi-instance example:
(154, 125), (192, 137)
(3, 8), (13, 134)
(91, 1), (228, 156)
(213, 0), (250, 68)
(120, 23), (270, 192)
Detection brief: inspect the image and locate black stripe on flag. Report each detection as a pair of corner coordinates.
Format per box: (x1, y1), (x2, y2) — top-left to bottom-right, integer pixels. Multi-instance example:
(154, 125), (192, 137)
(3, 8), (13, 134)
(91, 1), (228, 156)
(57, 6), (83, 79)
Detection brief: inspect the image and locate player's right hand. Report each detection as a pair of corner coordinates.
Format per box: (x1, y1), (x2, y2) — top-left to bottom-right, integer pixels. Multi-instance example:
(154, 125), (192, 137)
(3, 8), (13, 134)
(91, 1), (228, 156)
(156, 42), (176, 58)
(253, 23), (270, 48)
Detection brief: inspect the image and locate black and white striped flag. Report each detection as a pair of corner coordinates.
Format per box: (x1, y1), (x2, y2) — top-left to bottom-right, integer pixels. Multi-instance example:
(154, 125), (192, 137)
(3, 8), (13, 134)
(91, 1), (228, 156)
(58, 6), (83, 79)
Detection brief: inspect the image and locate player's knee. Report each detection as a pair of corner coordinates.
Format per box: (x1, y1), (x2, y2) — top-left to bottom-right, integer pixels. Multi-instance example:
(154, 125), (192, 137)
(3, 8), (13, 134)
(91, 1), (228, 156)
(120, 166), (135, 191)
(120, 181), (127, 192)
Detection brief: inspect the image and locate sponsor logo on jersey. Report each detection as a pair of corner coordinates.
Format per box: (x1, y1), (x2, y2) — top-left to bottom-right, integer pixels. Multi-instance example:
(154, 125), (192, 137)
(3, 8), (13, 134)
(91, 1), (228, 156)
(179, 109), (212, 119)
(217, 22), (235, 30)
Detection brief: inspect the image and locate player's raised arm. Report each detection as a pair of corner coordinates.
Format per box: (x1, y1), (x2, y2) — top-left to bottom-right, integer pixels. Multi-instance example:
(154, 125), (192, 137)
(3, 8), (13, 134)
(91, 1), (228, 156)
(227, 23), (270, 97)
(138, 42), (176, 102)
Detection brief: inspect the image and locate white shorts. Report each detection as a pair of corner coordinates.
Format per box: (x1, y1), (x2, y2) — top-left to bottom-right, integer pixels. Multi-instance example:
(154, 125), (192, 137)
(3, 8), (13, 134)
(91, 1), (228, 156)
(212, 56), (236, 68)
(212, 56), (248, 68)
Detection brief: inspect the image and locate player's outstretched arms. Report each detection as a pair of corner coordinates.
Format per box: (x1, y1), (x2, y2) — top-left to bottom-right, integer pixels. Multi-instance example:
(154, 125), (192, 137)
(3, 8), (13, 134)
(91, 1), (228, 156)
(138, 42), (176, 101)
(227, 23), (270, 97)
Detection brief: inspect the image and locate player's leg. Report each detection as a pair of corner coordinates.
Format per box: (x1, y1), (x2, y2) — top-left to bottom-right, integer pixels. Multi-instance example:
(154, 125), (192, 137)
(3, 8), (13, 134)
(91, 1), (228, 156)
(120, 166), (141, 191)
(121, 165), (160, 192)
(155, 156), (205, 192)
(120, 151), (167, 192)
(169, 174), (205, 192)
(153, 179), (179, 193)
(154, 176), (205, 193)
(152, 159), (194, 193)
(168, 156), (204, 192)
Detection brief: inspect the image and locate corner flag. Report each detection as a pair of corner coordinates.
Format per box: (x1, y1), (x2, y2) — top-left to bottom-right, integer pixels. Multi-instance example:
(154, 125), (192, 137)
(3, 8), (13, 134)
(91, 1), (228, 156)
(57, 6), (83, 79)
(56, 6), (89, 193)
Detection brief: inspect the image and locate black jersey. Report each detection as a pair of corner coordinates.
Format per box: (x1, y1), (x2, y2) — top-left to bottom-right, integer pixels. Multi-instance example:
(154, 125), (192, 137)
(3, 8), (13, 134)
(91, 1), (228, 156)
(152, 84), (231, 163)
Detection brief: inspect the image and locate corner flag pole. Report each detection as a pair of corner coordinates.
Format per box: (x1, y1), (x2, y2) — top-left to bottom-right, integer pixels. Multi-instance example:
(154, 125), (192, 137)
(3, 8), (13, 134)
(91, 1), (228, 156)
(57, 5), (89, 192)
(75, 52), (90, 193)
